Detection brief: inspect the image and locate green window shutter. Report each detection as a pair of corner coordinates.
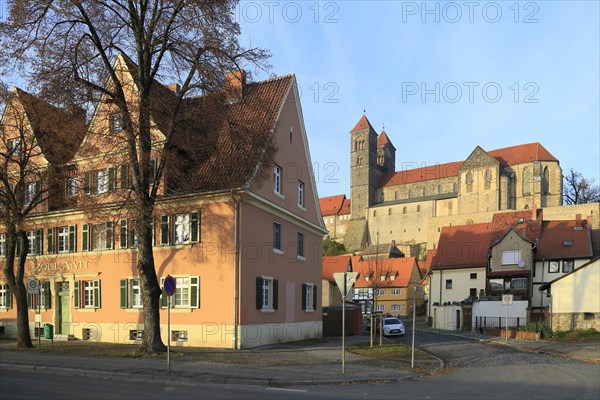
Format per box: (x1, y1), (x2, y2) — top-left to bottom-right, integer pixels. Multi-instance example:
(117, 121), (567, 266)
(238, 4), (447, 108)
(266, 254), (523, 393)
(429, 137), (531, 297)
(83, 172), (91, 195)
(27, 292), (33, 309)
(43, 281), (51, 309)
(190, 211), (200, 243)
(313, 285), (318, 311)
(160, 277), (168, 308)
(108, 167), (116, 192)
(301, 283), (307, 311)
(73, 280), (80, 308)
(256, 277), (263, 310)
(160, 216), (169, 245)
(94, 280), (101, 308)
(68, 225), (76, 252)
(120, 279), (128, 308)
(273, 279), (279, 310)
(190, 276), (199, 308)
(119, 164), (129, 189)
(82, 224), (89, 251)
(106, 222), (114, 250)
(120, 220), (128, 249)
(47, 228), (54, 254)
(35, 228), (43, 255)
(6, 286), (12, 309)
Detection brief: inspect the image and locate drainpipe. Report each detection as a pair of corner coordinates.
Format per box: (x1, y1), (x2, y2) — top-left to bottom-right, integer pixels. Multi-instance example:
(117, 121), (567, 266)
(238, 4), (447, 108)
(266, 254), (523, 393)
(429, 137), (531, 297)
(233, 195), (241, 350)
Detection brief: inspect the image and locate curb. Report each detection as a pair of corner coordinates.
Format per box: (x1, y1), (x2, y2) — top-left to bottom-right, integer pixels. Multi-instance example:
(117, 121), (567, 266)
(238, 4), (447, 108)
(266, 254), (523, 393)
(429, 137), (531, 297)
(0, 362), (429, 387)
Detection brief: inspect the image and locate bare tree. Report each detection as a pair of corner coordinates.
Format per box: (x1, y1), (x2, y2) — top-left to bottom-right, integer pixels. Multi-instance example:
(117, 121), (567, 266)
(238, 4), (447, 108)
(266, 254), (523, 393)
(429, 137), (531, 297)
(563, 169), (600, 205)
(0, 88), (84, 348)
(1, 1), (270, 353)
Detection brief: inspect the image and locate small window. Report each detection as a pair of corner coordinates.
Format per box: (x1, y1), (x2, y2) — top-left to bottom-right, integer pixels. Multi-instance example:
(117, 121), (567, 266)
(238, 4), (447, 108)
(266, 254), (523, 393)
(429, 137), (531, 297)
(501, 250), (521, 265)
(376, 304), (385, 312)
(25, 181), (41, 203)
(469, 288), (477, 298)
(446, 279), (452, 289)
(466, 172), (474, 193)
(273, 165), (282, 195)
(377, 288), (385, 296)
(403, 207), (407, 214)
(373, 210), (377, 217)
(90, 222), (113, 251)
(511, 278), (527, 290)
(0, 234), (6, 258)
(296, 232), (304, 258)
(391, 304), (400, 312)
(470, 273), (477, 280)
(129, 330), (144, 340)
(390, 288), (401, 295)
(8, 138), (22, 155)
(562, 260), (574, 273)
(273, 222), (282, 251)
(380, 275), (386, 282)
(66, 177), (78, 197)
(584, 312), (594, 320)
(302, 283), (316, 311)
(110, 113), (124, 133)
(256, 276), (278, 311)
(96, 170), (109, 194)
(548, 261), (559, 273)
(0, 283), (12, 308)
(297, 181), (305, 208)
(171, 330), (188, 342)
(417, 205), (421, 213)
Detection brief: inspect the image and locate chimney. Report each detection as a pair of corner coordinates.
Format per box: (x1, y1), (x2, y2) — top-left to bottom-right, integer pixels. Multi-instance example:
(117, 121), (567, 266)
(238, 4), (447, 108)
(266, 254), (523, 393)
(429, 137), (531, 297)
(167, 83), (180, 94)
(391, 240), (396, 247)
(531, 204), (538, 220)
(225, 70), (246, 101)
(576, 214), (582, 227)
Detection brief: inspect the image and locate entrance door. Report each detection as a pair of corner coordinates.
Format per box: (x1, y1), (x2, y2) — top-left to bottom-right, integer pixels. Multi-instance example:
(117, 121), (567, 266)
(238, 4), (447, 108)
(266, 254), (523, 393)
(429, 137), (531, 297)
(58, 282), (70, 334)
(462, 306), (472, 331)
(455, 309), (461, 331)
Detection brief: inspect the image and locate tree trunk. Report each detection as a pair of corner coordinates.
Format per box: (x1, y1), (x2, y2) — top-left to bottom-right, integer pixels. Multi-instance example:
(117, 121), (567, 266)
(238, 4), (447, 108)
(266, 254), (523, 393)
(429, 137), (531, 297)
(3, 227), (33, 349)
(137, 211), (166, 354)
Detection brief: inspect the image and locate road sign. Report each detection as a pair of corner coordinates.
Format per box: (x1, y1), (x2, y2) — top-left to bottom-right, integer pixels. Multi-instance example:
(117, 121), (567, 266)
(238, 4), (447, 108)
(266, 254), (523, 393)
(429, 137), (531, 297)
(333, 272), (358, 297)
(27, 279), (40, 294)
(502, 294), (513, 305)
(163, 275), (176, 296)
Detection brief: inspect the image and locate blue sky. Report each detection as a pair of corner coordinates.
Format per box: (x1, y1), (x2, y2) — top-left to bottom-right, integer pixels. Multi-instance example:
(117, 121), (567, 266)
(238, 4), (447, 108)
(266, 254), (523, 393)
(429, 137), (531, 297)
(238, 0), (600, 198)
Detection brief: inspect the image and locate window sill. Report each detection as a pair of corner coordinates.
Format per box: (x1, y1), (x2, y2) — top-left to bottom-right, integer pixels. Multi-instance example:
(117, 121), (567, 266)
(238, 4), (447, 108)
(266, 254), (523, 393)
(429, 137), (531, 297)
(125, 308), (143, 313)
(274, 191), (285, 200)
(161, 308), (195, 313)
(296, 256), (305, 262)
(297, 205), (306, 212)
(304, 309), (315, 313)
(272, 249), (283, 255)
(77, 308), (99, 312)
(260, 308), (275, 313)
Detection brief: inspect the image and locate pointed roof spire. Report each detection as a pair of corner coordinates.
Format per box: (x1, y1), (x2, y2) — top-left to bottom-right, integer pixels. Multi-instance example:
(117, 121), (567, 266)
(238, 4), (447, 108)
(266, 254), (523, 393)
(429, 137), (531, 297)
(377, 130), (396, 150)
(350, 114), (376, 133)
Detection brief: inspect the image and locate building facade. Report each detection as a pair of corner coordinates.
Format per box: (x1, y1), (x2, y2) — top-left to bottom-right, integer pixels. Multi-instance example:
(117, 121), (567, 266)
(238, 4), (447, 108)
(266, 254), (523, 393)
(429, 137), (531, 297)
(0, 55), (327, 348)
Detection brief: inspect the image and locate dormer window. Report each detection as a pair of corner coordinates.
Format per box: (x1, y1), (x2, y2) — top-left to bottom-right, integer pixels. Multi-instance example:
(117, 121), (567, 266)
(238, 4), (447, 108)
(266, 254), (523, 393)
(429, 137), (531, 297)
(8, 138), (22, 155)
(380, 274), (386, 281)
(110, 113), (124, 134)
(364, 275), (370, 282)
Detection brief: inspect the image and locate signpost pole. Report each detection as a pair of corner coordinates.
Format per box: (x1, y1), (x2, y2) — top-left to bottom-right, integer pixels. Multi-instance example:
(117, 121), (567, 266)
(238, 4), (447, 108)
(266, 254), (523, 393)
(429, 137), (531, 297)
(412, 286), (416, 368)
(505, 301), (508, 342)
(38, 290), (41, 349)
(341, 272), (346, 374)
(167, 294), (171, 373)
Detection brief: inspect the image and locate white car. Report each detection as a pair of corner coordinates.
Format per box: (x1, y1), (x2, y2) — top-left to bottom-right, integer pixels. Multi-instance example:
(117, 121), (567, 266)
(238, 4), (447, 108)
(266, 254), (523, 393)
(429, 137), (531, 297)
(381, 317), (405, 337)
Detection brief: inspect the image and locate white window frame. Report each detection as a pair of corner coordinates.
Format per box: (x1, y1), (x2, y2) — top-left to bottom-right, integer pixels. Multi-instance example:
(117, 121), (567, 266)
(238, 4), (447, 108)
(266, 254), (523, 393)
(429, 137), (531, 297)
(511, 278), (527, 290)
(297, 180), (305, 208)
(8, 138), (21, 154)
(174, 213), (191, 244)
(66, 177), (78, 197)
(273, 164), (282, 195)
(501, 250), (521, 265)
(26, 230), (37, 256)
(96, 170), (109, 194)
(0, 233), (5, 258)
(57, 226), (70, 253)
(0, 283), (8, 308)
(305, 283), (314, 311)
(377, 288), (385, 296)
(91, 222), (113, 251)
(390, 288), (401, 296)
(376, 304), (385, 312)
(262, 277), (274, 310)
(131, 279), (142, 308)
(25, 181), (40, 204)
(391, 304), (400, 312)
(83, 281), (96, 308)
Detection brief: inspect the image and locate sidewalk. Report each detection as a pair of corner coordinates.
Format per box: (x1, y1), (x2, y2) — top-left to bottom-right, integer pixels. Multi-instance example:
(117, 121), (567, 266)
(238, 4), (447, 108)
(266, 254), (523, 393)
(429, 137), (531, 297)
(429, 328), (600, 363)
(0, 335), (442, 386)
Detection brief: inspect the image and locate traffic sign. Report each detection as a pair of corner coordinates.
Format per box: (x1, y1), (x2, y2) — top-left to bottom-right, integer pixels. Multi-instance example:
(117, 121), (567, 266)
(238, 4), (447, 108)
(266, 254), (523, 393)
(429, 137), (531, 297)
(163, 275), (176, 296)
(502, 294), (513, 305)
(333, 272), (358, 297)
(27, 279), (40, 294)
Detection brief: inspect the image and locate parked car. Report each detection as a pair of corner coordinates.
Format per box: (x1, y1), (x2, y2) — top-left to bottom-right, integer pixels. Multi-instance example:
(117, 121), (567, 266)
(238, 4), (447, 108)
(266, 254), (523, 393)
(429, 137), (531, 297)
(377, 317), (405, 337)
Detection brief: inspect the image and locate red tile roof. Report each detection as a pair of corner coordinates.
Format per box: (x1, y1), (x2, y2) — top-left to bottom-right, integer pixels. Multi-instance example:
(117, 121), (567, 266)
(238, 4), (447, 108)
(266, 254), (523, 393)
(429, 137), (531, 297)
(432, 222), (492, 269)
(490, 209), (542, 245)
(380, 161), (463, 187)
(353, 257), (418, 287)
(424, 249), (437, 271)
(350, 114), (375, 133)
(377, 131), (396, 150)
(322, 255), (352, 281)
(536, 220), (593, 259)
(339, 198), (351, 215)
(379, 143), (558, 188)
(487, 142), (557, 166)
(319, 194), (347, 216)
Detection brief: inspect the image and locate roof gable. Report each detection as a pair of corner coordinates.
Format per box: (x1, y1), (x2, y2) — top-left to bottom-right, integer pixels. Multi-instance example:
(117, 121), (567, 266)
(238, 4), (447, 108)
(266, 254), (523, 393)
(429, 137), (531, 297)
(377, 131), (396, 150)
(380, 161), (463, 187)
(459, 146), (500, 171)
(353, 257), (418, 287)
(320, 194), (346, 216)
(488, 142), (558, 166)
(433, 222), (492, 269)
(350, 114), (375, 133)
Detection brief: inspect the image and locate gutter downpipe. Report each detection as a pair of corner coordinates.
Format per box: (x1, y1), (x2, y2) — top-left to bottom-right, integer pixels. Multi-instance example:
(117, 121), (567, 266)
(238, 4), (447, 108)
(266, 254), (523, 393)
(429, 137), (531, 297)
(233, 195), (241, 350)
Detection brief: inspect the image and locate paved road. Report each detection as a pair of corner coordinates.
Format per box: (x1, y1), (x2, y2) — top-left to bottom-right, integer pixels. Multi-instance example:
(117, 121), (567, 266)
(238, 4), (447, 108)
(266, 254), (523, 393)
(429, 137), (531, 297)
(2, 331), (599, 400)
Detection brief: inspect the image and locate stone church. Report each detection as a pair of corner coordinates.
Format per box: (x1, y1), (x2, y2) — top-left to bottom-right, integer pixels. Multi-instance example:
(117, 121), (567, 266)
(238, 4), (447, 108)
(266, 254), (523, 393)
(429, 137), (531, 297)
(321, 114), (572, 256)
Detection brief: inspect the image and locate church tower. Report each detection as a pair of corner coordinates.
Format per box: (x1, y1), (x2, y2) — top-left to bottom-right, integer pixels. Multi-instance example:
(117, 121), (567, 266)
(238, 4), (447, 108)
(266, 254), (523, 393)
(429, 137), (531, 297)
(376, 130), (396, 174)
(350, 115), (381, 218)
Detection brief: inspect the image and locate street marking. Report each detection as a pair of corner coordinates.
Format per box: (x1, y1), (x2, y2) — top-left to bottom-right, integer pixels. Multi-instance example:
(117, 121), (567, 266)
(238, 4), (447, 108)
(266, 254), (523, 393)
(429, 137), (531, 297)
(266, 387), (307, 393)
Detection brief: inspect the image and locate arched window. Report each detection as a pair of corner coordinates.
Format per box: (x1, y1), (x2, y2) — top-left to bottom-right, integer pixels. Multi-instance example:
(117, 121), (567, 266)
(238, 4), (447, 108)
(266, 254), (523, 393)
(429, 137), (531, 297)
(542, 167), (550, 195)
(357, 156), (363, 165)
(523, 167), (531, 195)
(373, 210), (377, 217)
(453, 183), (458, 192)
(484, 169), (492, 190)
(377, 154), (384, 165)
(423, 188), (428, 196)
(466, 172), (474, 193)
(403, 206), (407, 214)
(408, 189), (413, 198)
(394, 191), (399, 200)
(524, 204), (529, 210)
(355, 139), (364, 151)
